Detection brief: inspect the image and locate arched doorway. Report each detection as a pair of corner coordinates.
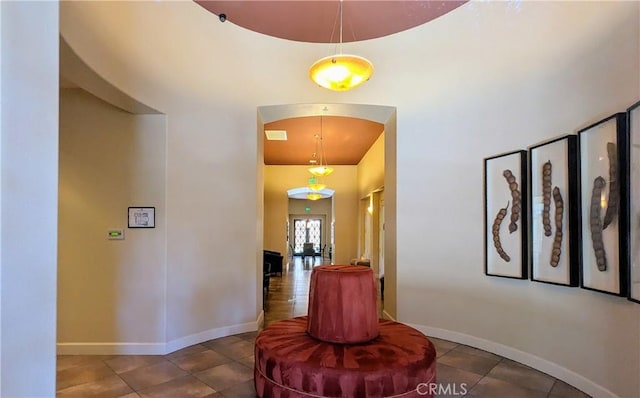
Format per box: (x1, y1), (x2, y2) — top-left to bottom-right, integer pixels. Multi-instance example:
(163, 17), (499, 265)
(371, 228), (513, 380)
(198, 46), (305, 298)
(258, 103), (398, 321)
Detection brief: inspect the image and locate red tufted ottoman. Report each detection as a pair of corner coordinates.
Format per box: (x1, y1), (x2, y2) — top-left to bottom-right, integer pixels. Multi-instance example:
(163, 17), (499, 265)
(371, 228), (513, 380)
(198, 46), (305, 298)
(255, 265), (437, 398)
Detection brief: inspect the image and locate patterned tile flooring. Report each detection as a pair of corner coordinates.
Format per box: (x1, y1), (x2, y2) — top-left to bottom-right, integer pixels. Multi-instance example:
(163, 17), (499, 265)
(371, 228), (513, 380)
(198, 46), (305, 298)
(56, 257), (590, 397)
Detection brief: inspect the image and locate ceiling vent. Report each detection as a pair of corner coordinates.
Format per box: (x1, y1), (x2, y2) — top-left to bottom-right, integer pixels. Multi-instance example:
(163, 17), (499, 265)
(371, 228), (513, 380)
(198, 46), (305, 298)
(265, 130), (287, 141)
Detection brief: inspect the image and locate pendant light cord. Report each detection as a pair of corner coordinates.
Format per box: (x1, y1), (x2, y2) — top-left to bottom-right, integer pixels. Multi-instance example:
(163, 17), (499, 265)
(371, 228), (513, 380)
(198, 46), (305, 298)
(318, 117), (324, 167)
(339, 0), (343, 54)
(340, 0), (343, 54)
(319, 116), (328, 168)
(320, 116), (324, 167)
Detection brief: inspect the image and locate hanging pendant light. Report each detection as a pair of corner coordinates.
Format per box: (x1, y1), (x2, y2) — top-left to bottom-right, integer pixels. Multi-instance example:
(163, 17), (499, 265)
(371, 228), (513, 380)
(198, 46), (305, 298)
(309, 0), (374, 91)
(308, 176), (327, 191)
(305, 118), (332, 199)
(308, 165), (334, 177)
(288, 187), (335, 200)
(308, 116), (334, 177)
(307, 193), (323, 201)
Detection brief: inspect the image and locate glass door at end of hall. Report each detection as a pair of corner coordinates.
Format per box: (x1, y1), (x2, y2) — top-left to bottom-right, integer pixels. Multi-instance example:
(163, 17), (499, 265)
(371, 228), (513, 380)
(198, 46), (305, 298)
(293, 218), (322, 254)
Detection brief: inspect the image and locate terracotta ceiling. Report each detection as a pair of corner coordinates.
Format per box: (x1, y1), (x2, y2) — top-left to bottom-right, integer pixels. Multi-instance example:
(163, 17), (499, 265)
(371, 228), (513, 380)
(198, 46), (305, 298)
(264, 116), (384, 165)
(195, 1), (467, 165)
(194, 1), (467, 43)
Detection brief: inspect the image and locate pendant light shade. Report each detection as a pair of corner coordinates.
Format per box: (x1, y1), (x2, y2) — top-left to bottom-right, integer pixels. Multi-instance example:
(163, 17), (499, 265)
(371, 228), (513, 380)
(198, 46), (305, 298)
(288, 187), (334, 200)
(309, 54), (374, 91)
(309, 0), (373, 91)
(308, 177), (327, 191)
(307, 193), (323, 201)
(308, 165), (334, 177)
(308, 117), (333, 177)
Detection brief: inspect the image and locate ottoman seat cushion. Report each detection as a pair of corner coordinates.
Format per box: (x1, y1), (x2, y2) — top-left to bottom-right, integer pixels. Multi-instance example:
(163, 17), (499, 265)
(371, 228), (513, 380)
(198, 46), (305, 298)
(254, 316), (436, 398)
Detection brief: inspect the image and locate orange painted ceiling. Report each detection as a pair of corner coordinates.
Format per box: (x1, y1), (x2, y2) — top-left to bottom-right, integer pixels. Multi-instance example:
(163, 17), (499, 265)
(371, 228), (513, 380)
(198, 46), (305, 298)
(264, 116), (384, 165)
(195, 1), (467, 165)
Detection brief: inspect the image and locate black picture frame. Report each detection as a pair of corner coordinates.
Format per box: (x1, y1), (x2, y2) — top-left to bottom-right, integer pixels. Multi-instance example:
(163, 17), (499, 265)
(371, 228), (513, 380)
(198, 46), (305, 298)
(528, 135), (579, 287)
(627, 101), (640, 303)
(484, 150), (528, 279)
(128, 207), (156, 228)
(577, 113), (628, 296)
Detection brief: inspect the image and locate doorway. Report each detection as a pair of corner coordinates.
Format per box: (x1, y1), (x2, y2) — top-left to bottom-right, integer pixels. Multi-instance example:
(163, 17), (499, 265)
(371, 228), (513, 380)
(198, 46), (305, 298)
(293, 218), (322, 255)
(259, 103), (398, 319)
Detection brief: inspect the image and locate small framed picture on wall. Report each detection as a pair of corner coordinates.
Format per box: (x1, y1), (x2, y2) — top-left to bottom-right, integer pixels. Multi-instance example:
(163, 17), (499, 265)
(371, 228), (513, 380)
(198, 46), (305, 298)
(128, 207), (156, 228)
(578, 113), (628, 296)
(528, 135), (579, 287)
(484, 150), (528, 279)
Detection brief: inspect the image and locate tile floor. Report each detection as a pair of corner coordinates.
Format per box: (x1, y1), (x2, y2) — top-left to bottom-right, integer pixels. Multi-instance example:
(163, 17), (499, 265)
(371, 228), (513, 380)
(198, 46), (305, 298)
(57, 332), (257, 397)
(57, 257), (591, 397)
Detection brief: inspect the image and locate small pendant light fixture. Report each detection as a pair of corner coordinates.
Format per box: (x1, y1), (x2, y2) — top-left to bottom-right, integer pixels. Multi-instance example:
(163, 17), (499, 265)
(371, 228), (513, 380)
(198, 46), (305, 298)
(309, 0), (374, 91)
(308, 117), (334, 177)
(306, 192), (323, 201)
(308, 176), (327, 191)
(306, 116), (332, 200)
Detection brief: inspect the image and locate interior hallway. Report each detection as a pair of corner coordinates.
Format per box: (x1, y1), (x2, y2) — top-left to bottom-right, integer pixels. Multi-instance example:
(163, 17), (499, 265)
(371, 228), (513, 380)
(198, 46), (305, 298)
(56, 257), (590, 397)
(264, 254), (335, 327)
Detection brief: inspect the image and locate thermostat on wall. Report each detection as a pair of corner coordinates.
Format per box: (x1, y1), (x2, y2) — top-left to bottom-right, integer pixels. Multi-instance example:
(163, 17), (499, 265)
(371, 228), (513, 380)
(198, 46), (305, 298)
(108, 229), (124, 240)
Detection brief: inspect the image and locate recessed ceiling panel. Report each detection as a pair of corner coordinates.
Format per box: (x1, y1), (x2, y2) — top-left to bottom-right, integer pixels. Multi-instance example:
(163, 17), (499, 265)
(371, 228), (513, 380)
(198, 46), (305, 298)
(194, 1), (468, 43)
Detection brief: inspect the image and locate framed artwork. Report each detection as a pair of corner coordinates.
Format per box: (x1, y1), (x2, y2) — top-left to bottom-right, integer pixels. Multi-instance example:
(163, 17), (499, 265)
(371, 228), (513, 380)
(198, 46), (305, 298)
(528, 135), (579, 286)
(578, 113), (628, 296)
(128, 207), (156, 228)
(628, 101), (640, 303)
(484, 150), (528, 279)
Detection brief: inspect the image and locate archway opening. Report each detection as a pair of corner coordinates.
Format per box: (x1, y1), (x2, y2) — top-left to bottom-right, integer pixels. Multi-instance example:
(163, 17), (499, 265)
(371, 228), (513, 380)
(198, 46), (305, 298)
(258, 103), (398, 322)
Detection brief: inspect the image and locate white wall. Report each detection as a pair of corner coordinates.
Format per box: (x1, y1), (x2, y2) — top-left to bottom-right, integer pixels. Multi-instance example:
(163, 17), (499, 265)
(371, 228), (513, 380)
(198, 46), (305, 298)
(256, 111), (265, 318)
(61, 1), (262, 351)
(1, 4), (4, 392)
(58, 1), (639, 396)
(0, 1), (58, 396)
(383, 112), (398, 319)
(394, 3), (640, 397)
(58, 88), (167, 353)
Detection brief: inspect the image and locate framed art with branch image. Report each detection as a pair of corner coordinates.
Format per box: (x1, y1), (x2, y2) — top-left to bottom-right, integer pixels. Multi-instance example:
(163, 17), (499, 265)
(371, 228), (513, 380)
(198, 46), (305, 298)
(528, 135), (579, 287)
(578, 113), (628, 296)
(484, 150), (528, 279)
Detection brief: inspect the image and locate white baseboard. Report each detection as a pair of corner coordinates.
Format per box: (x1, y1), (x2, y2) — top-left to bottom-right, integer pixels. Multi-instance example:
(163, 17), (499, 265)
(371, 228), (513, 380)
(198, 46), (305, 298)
(409, 323), (617, 398)
(57, 342), (166, 355)
(58, 313), (264, 355)
(164, 319), (258, 354)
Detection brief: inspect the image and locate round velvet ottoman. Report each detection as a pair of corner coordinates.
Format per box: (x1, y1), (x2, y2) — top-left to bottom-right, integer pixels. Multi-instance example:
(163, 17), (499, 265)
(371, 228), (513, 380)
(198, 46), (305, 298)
(255, 265), (437, 398)
(255, 317), (436, 398)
